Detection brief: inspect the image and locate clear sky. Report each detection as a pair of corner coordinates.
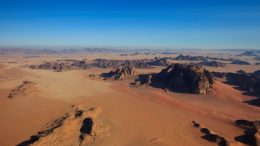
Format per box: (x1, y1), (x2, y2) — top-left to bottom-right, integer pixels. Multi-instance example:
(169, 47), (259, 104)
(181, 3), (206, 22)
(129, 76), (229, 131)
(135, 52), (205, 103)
(0, 0), (260, 49)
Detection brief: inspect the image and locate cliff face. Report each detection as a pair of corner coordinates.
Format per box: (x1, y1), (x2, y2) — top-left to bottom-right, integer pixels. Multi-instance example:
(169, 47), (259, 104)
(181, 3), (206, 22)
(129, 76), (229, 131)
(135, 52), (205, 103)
(226, 70), (260, 97)
(135, 64), (214, 94)
(175, 54), (207, 61)
(101, 65), (137, 80)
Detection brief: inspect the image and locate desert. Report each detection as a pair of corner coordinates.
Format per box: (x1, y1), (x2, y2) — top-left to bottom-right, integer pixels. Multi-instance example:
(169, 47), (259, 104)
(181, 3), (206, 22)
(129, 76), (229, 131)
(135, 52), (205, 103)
(1, 1), (260, 146)
(0, 48), (260, 146)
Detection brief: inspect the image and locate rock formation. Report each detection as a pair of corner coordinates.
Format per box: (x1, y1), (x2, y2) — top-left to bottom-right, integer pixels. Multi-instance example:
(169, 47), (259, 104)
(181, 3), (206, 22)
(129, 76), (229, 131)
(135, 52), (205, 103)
(226, 71), (260, 97)
(211, 71), (226, 78)
(234, 120), (260, 146)
(238, 51), (258, 57)
(237, 70), (246, 74)
(175, 54), (207, 61)
(147, 57), (169, 66)
(208, 57), (234, 62)
(92, 59), (152, 68)
(7, 80), (36, 98)
(134, 64), (214, 94)
(255, 57), (260, 61)
(197, 61), (226, 67)
(231, 60), (250, 65)
(17, 106), (105, 146)
(101, 65), (137, 80)
(192, 121), (228, 146)
(29, 60), (89, 72)
(28, 57), (173, 72)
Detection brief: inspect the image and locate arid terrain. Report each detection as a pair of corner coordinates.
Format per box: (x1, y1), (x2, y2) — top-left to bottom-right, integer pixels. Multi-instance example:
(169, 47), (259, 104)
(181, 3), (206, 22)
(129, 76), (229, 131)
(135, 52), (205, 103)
(0, 48), (259, 146)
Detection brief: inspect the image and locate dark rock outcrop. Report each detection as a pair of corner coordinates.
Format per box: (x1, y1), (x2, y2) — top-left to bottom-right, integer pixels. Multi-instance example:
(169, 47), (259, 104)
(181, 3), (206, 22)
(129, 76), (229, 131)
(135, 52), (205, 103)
(101, 65), (137, 80)
(192, 121), (228, 146)
(231, 60), (250, 65)
(29, 57), (172, 72)
(253, 70), (260, 77)
(17, 113), (69, 146)
(211, 72), (226, 78)
(29, 60), (90, 72)
(79, 117), (94, 144)
(255, 57), (260, 61)
(175, 54), (207, 61)
(134, 64), (214, 94)
(238, 51), (258, 57)
(92, 59), (152, 68)
(237, 70), (246, 74)
(197, 61), (226, 67)
(208, 57), (234, 62)
(17, 106), (101, 146)
(226, 71), (260, 97)
(148, 57), (169, 66)
(234, 120), (260, 146)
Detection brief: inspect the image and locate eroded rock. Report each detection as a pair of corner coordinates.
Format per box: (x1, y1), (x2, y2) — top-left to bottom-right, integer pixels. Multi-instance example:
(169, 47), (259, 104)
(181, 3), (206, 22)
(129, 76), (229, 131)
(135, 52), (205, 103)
(175, 54), (207, 61)
(17, 106), (106, 146)
(134, 64), (214, 94)
(231, 60), (250, 65)
(234, 119), (260, 146)
(191, 121), (229, 146)
(197, 61), (226, 67)
(7, 80), (36, 98)
(101, 65), (137, 80)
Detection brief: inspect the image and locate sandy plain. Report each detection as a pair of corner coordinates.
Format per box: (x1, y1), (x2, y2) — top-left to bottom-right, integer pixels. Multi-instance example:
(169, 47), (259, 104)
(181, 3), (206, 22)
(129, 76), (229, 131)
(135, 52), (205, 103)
(0, 51), (259, 146)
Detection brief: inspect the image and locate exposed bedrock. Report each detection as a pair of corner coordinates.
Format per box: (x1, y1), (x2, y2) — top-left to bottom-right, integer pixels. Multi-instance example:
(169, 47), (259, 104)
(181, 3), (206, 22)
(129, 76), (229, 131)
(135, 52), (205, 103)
(101, 65), (137, 80)
(134, 64), (214, 94)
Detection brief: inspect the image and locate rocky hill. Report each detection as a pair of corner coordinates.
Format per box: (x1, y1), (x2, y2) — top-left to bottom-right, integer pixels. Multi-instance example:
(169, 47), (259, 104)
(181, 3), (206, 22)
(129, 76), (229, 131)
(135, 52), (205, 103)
(101, 65), (137, 80)
(231, 60), (250, 65)
(226, 70), (260, 97)
(196, 61), (226, 67)
(175, 54), (207, 61)
(29, 60), (89, 72)
(238, 51), (258, 57)
(29, 57), (171, 72)
(134, 64), (214, 94)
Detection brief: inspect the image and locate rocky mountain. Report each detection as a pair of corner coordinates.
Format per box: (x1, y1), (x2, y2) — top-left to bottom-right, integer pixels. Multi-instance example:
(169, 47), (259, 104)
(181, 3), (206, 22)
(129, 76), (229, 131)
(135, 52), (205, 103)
(238, 51), (258, 57)
(231, 60), (250, 65)
(196, 61), (226, 67)
(29, 60), (89, 72)
(29, 57), (172, 72)
(134, 64), (214, 94)
(207, 57), (234, 61)
(226, 70), (260, 97)
(234, 119), (260, 146)
(175, 54), (207, 61)
(147, 57), (169, 66)
(211, 71), (226, 78)
(101, 65), (137, 80)
(255, 57), (260, 61)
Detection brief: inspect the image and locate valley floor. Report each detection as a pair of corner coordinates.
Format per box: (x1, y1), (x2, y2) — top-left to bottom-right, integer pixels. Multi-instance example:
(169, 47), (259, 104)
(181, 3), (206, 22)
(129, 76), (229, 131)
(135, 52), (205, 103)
(0, 57), (259, 146)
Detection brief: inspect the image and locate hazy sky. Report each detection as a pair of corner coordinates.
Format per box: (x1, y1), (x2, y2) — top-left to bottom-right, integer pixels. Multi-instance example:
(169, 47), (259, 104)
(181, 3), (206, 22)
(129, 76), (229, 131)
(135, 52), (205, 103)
(0, 0), (260, 49)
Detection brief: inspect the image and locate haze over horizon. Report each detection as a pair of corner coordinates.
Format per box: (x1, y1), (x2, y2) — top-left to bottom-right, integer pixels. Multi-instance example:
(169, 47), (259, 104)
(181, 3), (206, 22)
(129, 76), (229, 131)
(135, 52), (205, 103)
(0, 0), (260, 49)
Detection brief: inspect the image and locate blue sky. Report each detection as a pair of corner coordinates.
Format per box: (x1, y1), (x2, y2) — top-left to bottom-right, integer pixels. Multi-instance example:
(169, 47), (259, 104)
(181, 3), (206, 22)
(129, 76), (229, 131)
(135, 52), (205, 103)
(0, 0), (260, 49)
